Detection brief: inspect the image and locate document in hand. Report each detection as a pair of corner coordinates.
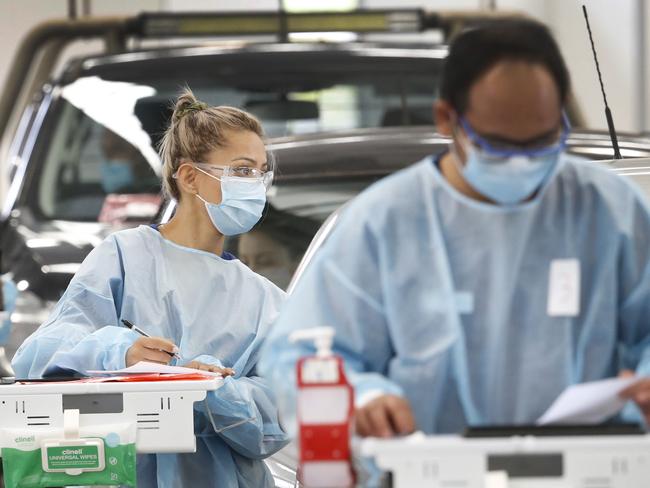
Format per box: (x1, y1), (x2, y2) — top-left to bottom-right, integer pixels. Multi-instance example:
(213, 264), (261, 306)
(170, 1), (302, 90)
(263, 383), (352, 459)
(537, 376), (639, 425)
(86, 361), (223, 378)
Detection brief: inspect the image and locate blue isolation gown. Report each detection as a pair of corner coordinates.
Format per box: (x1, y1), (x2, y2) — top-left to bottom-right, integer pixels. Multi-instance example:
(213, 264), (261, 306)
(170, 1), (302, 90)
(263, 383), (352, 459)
(1, 277), (17, 345)
(13, 225), (289, 487)
(260, 154), (650, 434)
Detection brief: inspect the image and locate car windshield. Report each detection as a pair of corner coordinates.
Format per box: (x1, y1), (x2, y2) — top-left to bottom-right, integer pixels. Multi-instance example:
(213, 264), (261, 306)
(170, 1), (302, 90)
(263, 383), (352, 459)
(29, 50), (441, 223)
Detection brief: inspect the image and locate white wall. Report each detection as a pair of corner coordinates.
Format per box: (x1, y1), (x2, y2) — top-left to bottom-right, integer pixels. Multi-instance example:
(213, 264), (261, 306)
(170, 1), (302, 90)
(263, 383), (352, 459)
(0, 1), (67, 93)
(160, 0), (278, 11)
(546, 0), (645, 133)
(0, 0), (163, 93)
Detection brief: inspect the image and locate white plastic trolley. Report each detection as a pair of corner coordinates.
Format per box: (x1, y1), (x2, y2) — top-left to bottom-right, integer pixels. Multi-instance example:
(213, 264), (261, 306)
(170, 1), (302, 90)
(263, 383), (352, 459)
(360, 431), (650, 488)
(0, 377), (222, 453)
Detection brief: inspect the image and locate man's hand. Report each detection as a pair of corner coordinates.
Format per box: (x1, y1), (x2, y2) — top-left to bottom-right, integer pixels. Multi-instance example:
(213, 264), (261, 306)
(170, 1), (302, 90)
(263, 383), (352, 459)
(619, 369), (650, 424)
(355, 394), (416, 438)
(184, 360), (235, 377)
(125, 337), (176, 366)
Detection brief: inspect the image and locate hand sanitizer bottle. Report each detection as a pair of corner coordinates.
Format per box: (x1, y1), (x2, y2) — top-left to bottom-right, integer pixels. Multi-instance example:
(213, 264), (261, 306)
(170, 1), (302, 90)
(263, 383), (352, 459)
(290, 327), (355, 487)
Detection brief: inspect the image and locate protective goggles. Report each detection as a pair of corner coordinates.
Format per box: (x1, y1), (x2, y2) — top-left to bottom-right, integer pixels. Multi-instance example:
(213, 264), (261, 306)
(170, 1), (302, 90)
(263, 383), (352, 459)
(175, 162), (274, 189)
(458, 111), (571, 162)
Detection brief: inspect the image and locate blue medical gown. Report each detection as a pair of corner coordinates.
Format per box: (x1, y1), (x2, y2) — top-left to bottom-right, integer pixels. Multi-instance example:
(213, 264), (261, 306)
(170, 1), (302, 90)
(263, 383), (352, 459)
(12, 225), (289, 487)
(260, 155), (650, 433)
(1, 277), (18, 344)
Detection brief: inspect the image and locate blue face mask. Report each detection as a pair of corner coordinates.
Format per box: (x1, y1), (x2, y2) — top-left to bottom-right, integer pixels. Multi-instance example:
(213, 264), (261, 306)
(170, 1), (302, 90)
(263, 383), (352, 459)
(453, 115), (569, 205)
(101, 159), (134, 194)
(454, 143), (562, 205)
(195, 169), (267, 236)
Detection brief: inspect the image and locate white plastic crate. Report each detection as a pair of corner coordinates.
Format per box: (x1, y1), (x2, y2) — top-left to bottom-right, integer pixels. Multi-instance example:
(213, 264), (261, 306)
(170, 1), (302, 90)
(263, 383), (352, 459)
(0, 378), (221, 453)
(360, 432), (650, 488)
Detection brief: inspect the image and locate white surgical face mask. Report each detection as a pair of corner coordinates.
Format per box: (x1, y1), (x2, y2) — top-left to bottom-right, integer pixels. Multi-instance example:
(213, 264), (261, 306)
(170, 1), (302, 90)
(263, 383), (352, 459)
(194, 168), (267, 236)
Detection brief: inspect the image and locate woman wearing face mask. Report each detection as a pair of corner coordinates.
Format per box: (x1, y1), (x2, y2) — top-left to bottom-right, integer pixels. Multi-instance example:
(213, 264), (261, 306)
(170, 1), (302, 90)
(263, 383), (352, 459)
(12, 89), (289, 487)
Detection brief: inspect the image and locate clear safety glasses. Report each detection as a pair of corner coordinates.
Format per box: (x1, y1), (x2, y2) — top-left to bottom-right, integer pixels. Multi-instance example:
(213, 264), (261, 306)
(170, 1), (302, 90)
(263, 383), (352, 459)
(458, 112), (571, 162)
(175, 162), (274, 189)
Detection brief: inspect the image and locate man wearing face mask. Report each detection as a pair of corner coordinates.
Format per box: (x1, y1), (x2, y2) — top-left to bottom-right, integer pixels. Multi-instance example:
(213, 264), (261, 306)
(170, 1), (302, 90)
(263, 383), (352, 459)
(261, 20), (650, 439)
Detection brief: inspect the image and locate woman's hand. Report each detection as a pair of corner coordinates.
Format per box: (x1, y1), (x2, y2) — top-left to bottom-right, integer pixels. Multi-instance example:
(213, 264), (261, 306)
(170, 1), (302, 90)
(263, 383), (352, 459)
(126, 337), (177, 367)
(184, 360), (235, 377)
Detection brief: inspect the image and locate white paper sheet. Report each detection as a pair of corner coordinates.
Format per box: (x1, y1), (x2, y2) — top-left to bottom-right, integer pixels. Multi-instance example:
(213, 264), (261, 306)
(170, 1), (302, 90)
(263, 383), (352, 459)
(87, 361), (222, 377)
(537, 376), (638, 425)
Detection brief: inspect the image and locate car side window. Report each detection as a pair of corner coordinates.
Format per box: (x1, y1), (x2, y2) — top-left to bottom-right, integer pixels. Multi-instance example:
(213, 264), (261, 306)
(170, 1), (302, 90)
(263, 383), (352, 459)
(37, 102), (160, 221)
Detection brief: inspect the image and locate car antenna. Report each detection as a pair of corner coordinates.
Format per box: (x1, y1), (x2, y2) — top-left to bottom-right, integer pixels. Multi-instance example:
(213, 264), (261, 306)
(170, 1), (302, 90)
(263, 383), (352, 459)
(582, 4), (622, 160)
(278, 0), (289, 43)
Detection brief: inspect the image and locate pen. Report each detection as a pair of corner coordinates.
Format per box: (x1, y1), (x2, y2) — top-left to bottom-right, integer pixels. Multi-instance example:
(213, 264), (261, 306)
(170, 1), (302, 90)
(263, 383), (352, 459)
(121, 319), (180, 360)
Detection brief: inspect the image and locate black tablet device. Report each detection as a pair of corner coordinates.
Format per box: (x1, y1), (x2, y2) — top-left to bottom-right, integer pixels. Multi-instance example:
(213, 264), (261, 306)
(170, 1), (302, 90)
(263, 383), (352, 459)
(464, 423), (644, 437)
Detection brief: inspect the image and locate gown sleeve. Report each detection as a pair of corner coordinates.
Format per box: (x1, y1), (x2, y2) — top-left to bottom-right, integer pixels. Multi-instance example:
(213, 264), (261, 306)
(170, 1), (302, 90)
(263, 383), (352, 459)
(12, 236), (137, 378)
(259, 205), (404, 434)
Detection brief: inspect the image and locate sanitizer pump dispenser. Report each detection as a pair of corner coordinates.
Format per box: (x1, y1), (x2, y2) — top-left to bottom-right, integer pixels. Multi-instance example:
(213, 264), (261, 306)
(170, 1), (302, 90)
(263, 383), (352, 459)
(290, 327), (355, 487)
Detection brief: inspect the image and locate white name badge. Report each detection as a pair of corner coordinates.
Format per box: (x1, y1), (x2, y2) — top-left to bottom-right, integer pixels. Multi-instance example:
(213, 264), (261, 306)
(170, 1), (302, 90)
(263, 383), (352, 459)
(547, 259), (581, 317)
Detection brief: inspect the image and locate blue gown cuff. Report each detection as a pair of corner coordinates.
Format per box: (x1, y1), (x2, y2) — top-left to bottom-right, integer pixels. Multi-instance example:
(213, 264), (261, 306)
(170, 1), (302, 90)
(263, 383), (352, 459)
(189, 354), (225, 369)
(99, 326), (139, 371)
(348, 371), (405, 407)
(620, 401), (647, 428)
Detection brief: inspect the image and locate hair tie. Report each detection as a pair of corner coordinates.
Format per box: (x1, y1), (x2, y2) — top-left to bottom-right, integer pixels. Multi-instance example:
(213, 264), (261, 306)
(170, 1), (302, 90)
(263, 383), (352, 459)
(175, 101), (209, 121)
